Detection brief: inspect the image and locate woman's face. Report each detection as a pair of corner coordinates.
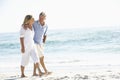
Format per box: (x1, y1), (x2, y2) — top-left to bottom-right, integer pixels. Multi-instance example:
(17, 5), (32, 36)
(29, 18), (34, 25)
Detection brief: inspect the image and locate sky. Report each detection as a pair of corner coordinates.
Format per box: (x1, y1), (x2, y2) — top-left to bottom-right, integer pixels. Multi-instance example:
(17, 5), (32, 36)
(0, 0), (120, 33)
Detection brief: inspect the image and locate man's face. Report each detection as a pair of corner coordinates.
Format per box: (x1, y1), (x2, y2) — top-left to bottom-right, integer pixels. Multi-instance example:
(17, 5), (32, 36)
(39, 16), (46, 21)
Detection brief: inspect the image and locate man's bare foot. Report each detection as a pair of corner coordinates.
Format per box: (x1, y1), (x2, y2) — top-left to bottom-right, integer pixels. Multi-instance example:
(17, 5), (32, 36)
(38, 72), (45, 77)
(44, 71), (52, 76)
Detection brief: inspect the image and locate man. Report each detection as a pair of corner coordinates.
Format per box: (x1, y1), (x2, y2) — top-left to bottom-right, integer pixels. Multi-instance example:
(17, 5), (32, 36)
(33, 12), (51, 76)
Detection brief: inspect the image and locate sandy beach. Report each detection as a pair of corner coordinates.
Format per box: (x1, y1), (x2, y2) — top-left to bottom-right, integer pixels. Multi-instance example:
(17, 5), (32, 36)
(1, 53), (120, 80)
(1, 61), (120, 80)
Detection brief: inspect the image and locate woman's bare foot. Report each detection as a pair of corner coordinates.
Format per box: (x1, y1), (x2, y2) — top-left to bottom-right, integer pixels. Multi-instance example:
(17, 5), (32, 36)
(21, 74), (27, 78)
(33, 73), (39, 76)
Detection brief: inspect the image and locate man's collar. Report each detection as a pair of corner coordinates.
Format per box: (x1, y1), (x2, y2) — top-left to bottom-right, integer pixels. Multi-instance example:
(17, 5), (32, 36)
(37, 20), (40, 25)
(37, 20), (46, 26)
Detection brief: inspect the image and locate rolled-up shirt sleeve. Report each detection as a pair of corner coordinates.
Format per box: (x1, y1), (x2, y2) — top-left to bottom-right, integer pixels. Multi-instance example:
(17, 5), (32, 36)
(44, 25), (48, 36)
(20, 26), (25, 38)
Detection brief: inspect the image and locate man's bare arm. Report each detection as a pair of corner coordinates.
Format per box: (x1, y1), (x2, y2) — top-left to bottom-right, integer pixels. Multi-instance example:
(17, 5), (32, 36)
(43, 35), (47, 43)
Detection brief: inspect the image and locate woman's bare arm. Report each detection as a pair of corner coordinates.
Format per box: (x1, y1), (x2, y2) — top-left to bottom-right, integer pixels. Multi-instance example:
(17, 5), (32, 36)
(20, 38), (25, 53)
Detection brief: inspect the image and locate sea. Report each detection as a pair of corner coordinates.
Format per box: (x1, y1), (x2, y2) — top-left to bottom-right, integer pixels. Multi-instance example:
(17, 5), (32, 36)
(0, 27), (120, 73)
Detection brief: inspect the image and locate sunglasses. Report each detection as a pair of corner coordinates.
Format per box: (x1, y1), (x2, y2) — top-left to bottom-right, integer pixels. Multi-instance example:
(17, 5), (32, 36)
(26, 15), (32, 20)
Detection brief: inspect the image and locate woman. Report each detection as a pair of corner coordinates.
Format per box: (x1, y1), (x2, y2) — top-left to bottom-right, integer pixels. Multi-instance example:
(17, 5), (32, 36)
(20, 15), (42, 77)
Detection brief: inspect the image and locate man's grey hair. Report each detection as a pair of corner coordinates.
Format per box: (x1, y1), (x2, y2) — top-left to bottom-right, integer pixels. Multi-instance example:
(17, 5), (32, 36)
(39, 12), (46, 17)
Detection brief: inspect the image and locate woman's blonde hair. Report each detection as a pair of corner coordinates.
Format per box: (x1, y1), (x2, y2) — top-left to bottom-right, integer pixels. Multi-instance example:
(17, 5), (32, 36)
(23, 15), (32, 25)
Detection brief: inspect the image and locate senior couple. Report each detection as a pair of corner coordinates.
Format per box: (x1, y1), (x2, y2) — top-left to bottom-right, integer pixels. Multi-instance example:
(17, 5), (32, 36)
(20, 12), (51, 77)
